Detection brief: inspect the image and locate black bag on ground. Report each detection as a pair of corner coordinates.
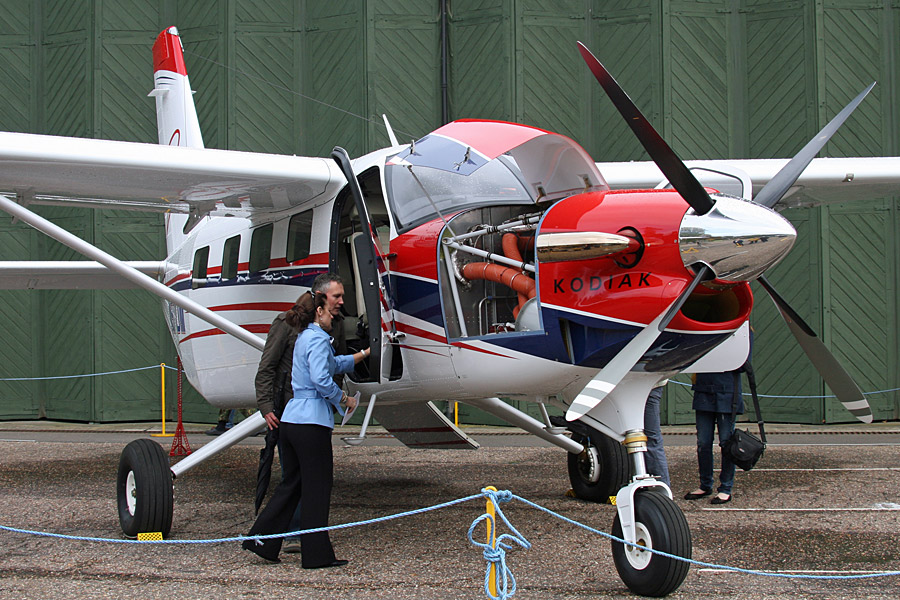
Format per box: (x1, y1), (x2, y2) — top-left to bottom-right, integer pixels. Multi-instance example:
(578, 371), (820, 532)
(721, 364), (766, 472)
(723, 427), (765, 471)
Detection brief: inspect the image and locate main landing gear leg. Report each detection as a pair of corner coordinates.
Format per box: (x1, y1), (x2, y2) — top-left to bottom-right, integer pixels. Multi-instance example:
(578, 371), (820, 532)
(611, 430), (691, 597)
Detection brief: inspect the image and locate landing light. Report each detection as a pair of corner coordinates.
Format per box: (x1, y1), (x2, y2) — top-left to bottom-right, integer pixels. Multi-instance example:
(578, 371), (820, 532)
(536, 231), (634, 263)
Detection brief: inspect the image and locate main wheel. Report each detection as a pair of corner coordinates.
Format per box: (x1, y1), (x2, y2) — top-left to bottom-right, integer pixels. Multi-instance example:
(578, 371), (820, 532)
(117, 439), (174, 538)
(567, 428), (628, 502)
(611, 490), (691, 597)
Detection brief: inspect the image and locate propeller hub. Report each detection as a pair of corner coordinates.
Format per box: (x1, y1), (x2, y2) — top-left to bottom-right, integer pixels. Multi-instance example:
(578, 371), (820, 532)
(679, 195), (796, 283)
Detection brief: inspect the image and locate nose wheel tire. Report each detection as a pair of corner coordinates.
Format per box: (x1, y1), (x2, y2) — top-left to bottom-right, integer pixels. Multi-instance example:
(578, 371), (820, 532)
(567, 428), (628, 502)
(116, 439), (173, 538)
(611, 490), (691, 597)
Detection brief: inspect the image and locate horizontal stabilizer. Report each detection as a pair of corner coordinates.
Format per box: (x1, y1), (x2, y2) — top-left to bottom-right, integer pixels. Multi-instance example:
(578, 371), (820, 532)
(0, 261), (169, 289)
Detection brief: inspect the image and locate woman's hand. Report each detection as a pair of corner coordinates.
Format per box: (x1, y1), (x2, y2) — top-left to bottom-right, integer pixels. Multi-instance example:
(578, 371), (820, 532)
(264, 411), (280, 430)
(345, 393), (358, 411)
(353, 347), (371, 364)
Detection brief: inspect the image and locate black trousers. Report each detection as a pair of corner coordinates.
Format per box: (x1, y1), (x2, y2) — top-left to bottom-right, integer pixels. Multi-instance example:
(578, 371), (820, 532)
(245, 423), (336, 567)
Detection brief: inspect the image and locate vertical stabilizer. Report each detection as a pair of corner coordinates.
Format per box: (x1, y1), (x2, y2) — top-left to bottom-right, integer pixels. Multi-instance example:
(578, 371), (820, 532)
(150, 26), (203, 149)
(150, 26), (202, 253)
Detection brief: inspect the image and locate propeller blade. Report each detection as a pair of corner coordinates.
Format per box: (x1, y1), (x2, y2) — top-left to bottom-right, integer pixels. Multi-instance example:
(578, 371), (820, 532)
(753, 83), (876, 209)
(566, 266), (710, 421)
(577, 41), (715, 216)
(757, 275), (872, 423)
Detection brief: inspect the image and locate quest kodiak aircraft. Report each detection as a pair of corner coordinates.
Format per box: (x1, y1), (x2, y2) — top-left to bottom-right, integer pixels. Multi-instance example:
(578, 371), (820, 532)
(0, 26), (895, 596)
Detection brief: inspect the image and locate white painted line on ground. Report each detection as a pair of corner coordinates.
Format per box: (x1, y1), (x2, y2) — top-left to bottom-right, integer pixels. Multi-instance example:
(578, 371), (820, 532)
(0, 439), (37, 443)
(699, 568), (890, 574)
(704, 506), (900, 512)
(768, 443), (897, 447)
(753, 467), (900, 471)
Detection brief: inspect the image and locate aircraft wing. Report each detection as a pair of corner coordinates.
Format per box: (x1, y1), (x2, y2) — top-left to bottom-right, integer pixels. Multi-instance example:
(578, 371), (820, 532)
(0, 132), (345, 218)
(598, 157), (900, 206)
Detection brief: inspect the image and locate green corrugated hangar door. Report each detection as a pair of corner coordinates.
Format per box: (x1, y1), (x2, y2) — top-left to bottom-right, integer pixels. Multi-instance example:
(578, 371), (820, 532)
(0, 0), (896, 424)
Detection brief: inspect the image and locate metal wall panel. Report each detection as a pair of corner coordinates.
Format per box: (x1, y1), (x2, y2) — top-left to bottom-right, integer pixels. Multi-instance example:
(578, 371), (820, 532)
(0, 1), (896, 425)
(0, 226), (40, 419)
(519, 1), (588, 142)
(667, 4), (730, 159)
(234, 31), (299, 154)
(38, 208), (94, 421)
(304, 3), (367, 157)
(370, 3), (440, 144)
(823, 201), (897, 422)
(589, 3), (658, 161)
(450, 1), (513, 122)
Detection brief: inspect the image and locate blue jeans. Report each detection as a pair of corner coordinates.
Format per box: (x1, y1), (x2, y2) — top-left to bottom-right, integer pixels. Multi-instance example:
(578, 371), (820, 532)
(695, 410), (735, 495)
(643, 387), (669, 486)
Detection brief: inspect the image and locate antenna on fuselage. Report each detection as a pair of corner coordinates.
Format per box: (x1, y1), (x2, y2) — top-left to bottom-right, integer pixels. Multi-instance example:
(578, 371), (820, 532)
(383, 114), (400, 147)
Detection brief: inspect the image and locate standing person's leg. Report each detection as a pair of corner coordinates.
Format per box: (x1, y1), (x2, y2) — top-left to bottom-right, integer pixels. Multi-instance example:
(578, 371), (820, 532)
(686, 410), (715, 499)
(643, 386), (670, 486)
(244, 423), (304, 561)
(280, 431), (303, 552)
(294, 424), (338, 569)
(715, 411), (736, 498)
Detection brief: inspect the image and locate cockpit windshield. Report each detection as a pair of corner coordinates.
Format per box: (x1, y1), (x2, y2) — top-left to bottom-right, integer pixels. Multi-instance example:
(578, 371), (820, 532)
(385, 156), (534, 232)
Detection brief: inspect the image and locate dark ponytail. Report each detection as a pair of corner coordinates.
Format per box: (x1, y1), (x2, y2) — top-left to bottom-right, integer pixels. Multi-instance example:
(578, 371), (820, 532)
(284, 290), (326, 330)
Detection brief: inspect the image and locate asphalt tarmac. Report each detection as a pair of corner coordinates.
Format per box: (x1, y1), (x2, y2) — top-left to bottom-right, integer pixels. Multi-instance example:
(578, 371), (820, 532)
(1, 422), (899, 599)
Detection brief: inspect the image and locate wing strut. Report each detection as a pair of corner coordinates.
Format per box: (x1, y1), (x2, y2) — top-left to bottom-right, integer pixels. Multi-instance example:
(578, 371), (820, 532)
(566, 265), (711, 422)
(0, 194), (265, 352)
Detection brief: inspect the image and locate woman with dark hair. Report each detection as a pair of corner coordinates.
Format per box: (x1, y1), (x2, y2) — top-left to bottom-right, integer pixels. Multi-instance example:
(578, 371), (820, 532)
(243, 292), (369, 567)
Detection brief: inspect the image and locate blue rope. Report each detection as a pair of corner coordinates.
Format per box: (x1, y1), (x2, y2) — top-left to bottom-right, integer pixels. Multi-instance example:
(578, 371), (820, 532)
(2, 486), (899, 596)
(0, 493), (482, 544)
(0, 365), (169, 381)
(506, 492), (900, 581)
(466, 489), (531, 600)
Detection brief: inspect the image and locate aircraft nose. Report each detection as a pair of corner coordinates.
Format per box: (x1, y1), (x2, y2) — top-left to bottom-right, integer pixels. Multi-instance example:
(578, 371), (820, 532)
(678, 195), (797, 283)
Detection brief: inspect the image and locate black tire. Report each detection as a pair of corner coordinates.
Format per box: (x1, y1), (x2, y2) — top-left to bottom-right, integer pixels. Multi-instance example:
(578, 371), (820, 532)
(566, 429), (629, 502)
(117, 439), (173, 538)
(611, 490), (691, 597)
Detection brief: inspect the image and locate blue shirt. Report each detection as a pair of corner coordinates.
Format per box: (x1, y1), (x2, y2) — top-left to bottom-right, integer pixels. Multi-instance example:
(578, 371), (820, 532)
(282, 323), (355, 428)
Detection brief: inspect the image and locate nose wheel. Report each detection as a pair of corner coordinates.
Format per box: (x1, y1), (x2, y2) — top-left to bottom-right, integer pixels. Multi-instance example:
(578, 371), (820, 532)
(611, 489), (691, 597)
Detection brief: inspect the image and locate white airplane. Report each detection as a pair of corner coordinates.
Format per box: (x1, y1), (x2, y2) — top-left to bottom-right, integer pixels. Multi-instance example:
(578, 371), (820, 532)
(0, 27), (896, 596)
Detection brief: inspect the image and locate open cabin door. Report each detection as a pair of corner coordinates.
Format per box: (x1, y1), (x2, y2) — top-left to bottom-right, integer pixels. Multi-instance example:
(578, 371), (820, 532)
(331, 149), (398, 383)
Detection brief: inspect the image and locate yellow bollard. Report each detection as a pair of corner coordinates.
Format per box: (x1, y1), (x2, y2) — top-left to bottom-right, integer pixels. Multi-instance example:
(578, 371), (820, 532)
(454, 401), (459, 427)
(485, 485), (498, 596)
(152, 363), (173, 437)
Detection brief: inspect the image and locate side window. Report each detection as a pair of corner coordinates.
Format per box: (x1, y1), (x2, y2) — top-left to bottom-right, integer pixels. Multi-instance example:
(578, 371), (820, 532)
(191, 246), (209, 290)
(221, 235), (240, 280)
(249, 224), (273, 274)
(286, 210), (313, 262)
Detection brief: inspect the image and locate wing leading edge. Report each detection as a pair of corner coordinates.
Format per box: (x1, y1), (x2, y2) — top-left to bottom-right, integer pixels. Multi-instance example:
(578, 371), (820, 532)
(599, 157), (900, 207)
(0, 131), (345, 218)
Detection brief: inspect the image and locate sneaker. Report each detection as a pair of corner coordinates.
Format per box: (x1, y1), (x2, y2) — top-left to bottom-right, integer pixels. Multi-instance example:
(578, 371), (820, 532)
(205, 423), (227, 436)
(283, 539), (301, 553)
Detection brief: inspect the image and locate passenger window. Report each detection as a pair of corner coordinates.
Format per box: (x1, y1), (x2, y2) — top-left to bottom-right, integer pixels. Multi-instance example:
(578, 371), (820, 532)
(191, 246), (209, 289)
(286, 210), (313, 262)
(249, 224), (273, 273)
(222, 235), (240, 280)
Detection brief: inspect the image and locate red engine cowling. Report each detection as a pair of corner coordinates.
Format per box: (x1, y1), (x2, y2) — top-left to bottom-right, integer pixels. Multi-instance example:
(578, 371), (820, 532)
(538, 189), (753, 332)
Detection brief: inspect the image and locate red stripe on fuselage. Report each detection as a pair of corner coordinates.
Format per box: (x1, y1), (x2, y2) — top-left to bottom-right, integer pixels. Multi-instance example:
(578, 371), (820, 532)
(180, 323), (270, 343)
(394, 322), (512, 358)
(208, 302), (294, 313)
